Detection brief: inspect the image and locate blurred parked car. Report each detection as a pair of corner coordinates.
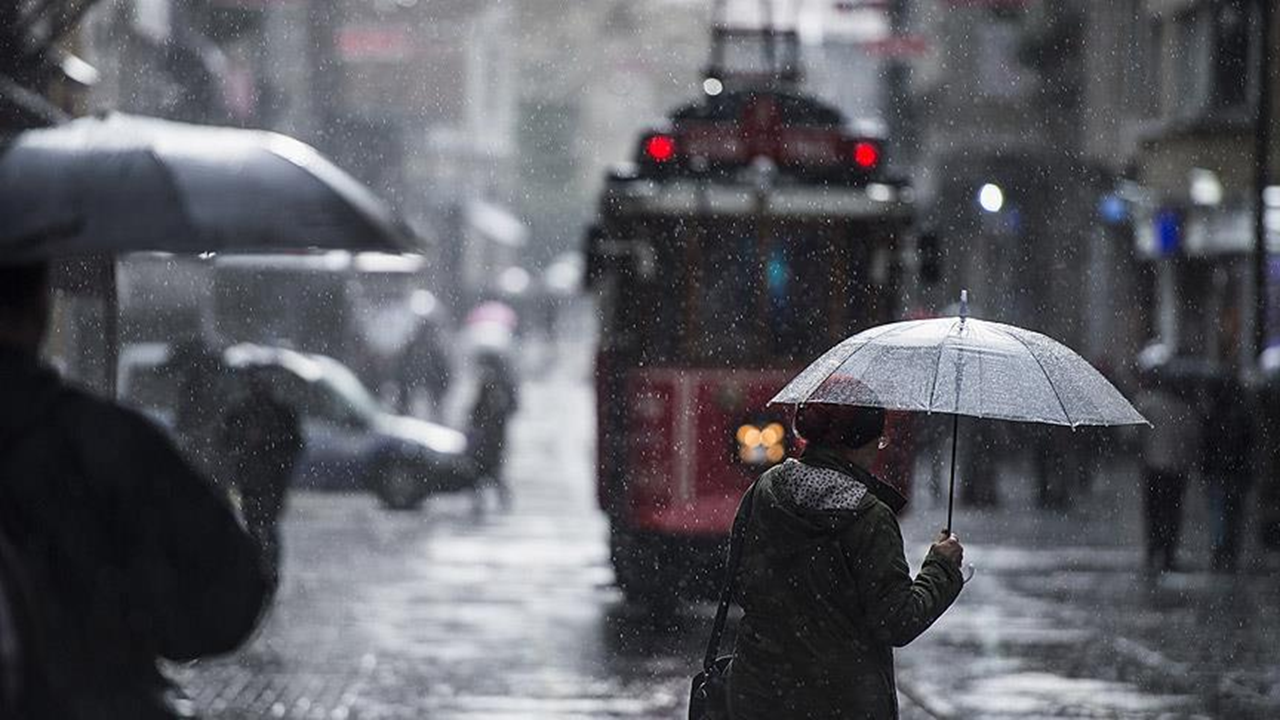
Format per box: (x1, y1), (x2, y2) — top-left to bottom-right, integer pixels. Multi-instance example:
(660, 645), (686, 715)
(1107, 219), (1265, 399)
(119, 342), (476, 510)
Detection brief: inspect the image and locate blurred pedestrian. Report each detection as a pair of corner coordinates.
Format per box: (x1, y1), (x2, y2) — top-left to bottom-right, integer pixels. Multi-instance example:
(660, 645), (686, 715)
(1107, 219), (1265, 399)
(1200, 376), (1254, 572)
(220, 370), (304, 591)
(1134, 374), (1199, 572)
(397, 319), (452, 420)
(0, 261), (268, 719)
(727, 403), (964, 719)
(468, 351), (518, 512)
(1031, 425), (1069, 510)
(167, 337), (231, 482)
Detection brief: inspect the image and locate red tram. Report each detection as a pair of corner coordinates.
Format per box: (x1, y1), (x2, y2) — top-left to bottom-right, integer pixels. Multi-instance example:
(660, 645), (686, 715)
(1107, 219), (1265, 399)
(585, 27), (917, 602)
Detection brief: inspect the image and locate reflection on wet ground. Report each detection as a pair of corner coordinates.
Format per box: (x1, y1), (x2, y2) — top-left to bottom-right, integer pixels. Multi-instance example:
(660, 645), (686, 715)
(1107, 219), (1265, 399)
(178, 376), (704, 719)
(896, 461), (1280, 719)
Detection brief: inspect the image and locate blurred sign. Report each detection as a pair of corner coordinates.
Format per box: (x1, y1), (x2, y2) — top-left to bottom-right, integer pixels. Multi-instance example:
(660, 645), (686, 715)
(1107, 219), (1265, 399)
(1137, 207), (1254, 257)
(800, 2), (889, 41)
(678, 119), (849, 167)
(943, 0), (1029, 7)
(207, 0), (297, 7)
(833, 0), (890, 9)
(337, 26), (414, 63)
(858, 35), (930, 57)
(1183, 209), (1250, 255)
(1154, 208), (1181, 257)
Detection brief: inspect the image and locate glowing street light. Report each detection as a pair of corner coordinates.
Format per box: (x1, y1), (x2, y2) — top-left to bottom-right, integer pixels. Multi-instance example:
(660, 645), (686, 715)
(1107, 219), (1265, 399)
(978, 183), (1004, 213)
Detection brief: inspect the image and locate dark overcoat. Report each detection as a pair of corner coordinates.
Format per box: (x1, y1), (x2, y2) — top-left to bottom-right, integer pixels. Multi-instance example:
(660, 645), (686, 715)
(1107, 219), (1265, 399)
(727, 447), (963, 720)
(468, 360), (517, 477)
(0, 347), (268, 719)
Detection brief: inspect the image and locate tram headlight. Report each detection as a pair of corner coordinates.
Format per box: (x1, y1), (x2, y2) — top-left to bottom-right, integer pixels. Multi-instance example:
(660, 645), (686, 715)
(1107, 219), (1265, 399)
(735, 421), (788, 467)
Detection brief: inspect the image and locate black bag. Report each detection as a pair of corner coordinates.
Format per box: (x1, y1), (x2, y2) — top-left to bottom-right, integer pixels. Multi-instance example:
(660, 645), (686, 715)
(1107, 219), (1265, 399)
(688, 481), (757, 720)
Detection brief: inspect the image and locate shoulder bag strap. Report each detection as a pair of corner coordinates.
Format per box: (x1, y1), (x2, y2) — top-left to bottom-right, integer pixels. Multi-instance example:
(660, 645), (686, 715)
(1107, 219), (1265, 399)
(702, 479), (758, 673)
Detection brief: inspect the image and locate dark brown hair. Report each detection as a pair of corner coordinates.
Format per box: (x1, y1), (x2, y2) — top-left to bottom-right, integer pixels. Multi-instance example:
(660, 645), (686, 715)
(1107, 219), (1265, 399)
(794, 402), (886, 450)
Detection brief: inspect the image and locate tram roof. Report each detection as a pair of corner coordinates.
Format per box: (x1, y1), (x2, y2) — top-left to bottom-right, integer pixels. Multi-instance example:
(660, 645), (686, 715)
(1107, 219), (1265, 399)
(599, 176), (913, 222)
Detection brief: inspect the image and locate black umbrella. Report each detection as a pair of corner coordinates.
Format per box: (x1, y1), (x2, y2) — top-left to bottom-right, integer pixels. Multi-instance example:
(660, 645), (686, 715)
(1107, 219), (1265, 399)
(0, 112), (421, 260)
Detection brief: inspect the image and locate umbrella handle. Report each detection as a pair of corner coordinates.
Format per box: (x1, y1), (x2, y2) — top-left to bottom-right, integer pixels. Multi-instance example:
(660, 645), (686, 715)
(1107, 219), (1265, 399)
(945, 412), (959, 535)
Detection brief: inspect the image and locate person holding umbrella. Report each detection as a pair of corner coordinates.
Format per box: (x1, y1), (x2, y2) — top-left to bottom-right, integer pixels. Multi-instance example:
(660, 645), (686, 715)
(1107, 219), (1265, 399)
(692, 293), (1147, 720)
(724, 401), (964, 719)
(0, 262), (269, 718)
(219, 369), (305, 592)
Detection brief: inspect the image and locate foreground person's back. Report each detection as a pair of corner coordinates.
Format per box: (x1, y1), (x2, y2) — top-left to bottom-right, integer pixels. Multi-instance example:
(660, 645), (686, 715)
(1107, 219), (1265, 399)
(727, 416), (963, 719)
(0, 263), (268, 719)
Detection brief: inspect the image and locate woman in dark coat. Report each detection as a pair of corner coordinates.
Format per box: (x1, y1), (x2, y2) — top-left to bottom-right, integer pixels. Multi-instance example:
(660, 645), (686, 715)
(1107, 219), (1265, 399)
(727, 403), (964, 720)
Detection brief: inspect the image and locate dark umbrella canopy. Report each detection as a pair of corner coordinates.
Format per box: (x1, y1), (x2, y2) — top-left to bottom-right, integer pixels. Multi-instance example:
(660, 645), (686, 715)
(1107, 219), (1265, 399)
(0, 112), (420, 260)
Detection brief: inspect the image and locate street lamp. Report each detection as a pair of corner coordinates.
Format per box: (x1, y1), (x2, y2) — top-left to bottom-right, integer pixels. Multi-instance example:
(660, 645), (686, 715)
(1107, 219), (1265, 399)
(978, 183), (1004, 213)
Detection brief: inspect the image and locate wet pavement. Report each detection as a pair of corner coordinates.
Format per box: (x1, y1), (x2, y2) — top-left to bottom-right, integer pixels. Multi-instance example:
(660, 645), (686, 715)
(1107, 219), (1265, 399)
(176, 339), (1280, 719)
(895, 455), (1280, 719)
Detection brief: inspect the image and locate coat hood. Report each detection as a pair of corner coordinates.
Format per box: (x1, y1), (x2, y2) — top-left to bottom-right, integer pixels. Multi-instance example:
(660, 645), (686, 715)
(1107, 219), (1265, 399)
(751, 447), (905, 550)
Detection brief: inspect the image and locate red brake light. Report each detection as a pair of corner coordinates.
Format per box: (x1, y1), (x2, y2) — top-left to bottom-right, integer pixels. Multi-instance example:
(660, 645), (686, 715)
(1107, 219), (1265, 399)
(853, 141), (880, 169)
(644, 134), (677, 163)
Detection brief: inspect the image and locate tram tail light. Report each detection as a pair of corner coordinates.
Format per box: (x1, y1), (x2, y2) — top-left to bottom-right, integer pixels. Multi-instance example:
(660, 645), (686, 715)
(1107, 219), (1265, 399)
(736, 421), (788, 466)
(851, 140), (880, 170)
(643, 133), (677, 163)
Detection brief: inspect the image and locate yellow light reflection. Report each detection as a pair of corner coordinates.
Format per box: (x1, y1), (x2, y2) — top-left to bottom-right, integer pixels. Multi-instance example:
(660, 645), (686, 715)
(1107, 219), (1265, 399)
(765, 444), (785, 463)
(736, 424), (757, 445)
(761, 425), (783, 447)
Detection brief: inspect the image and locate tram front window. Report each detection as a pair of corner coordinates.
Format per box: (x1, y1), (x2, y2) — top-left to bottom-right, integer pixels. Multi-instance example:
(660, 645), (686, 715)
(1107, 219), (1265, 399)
(615, 221), (880, 367)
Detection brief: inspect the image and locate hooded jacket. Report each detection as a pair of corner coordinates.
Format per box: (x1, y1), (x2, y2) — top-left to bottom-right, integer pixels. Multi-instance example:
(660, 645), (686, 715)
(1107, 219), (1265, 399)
(727, 447), (962, 720)
(0, 346), (268, 719)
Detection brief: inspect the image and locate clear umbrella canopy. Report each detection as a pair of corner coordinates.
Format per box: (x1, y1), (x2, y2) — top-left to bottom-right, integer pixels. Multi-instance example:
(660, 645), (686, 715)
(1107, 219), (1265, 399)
(771, 316), (1148, 428)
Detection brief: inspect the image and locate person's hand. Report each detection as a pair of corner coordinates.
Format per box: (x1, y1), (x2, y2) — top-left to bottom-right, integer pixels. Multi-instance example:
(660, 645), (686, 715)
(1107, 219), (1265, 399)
(932, 530), (964, 568)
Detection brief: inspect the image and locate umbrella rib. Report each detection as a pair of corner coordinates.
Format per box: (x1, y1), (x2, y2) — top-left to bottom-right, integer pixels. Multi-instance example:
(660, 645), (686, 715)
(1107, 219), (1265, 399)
(997, 326), (1073, 426)
(926, 318), (962, 412)
(141, 145), (204, 249)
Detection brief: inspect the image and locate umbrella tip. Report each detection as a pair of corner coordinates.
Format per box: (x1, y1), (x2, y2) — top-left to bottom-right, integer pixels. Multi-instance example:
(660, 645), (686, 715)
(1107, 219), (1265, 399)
(960, 289), (969, 323)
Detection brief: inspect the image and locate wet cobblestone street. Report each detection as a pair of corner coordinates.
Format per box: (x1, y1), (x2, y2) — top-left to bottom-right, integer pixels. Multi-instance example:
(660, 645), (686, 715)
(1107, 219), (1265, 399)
(176, 348), (1280, 719)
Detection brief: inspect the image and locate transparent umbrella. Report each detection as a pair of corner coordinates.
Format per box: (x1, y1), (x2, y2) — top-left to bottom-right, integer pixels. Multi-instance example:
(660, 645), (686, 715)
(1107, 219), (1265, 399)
(771, 291), (1149, 532)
